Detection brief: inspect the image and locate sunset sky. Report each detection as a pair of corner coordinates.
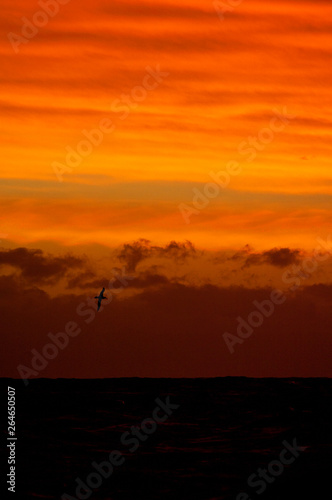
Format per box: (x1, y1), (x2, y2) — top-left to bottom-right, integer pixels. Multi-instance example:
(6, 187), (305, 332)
(1, 0), (332, 379)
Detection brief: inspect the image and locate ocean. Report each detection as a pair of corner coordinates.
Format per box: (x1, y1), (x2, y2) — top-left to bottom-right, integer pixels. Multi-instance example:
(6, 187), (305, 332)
(2, 377), (332, 499)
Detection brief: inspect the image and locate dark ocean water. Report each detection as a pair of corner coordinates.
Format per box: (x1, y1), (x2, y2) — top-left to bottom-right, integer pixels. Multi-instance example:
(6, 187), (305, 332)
(1, 378), (332, 500)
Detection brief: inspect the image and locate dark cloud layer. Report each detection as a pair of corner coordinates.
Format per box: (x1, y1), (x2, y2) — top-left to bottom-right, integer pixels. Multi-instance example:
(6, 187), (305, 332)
(1, 243), (331, 379)
(0, 248), (85, 284)
(0, 242), (196, 292)
(1, 272), (332, 379)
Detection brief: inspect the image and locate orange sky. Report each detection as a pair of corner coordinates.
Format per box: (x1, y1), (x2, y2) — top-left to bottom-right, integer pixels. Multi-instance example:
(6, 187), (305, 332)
(1, 0), (332, 249)
(1, 1), (332, 378)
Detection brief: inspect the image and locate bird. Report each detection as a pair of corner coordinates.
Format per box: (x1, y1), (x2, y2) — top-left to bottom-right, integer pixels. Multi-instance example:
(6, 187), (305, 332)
(94, 287), (107, 311)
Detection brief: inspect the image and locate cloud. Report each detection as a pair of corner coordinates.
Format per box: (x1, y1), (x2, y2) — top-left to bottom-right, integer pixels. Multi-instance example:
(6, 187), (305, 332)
(117, 239), (196, 272)
(239, 247), (302, 269)
(0, 242), (195, 291)
(65, 265), (171, 292)
(155, 240), (196, 260)
(66, 271), (98, 289)
(0, 247), (85, 284)
(117, 239), (152, 273)
(226, 244), (252, 262)
(128, 271), (170, 289)
(263, 248), (302, 267)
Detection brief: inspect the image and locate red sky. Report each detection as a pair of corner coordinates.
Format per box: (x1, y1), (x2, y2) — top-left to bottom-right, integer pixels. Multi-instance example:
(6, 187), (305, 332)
(1, 0), (332, 379)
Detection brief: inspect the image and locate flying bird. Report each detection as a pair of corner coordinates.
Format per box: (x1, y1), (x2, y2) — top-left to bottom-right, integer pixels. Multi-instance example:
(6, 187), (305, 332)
(95, 287), (107, 311)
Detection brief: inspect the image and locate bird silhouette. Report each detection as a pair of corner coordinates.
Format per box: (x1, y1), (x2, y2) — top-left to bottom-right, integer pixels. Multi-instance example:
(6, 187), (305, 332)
(94, 287), (107, 311)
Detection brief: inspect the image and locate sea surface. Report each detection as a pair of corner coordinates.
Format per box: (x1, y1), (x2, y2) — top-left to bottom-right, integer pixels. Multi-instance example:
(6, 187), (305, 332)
(1, 378), (332, 499)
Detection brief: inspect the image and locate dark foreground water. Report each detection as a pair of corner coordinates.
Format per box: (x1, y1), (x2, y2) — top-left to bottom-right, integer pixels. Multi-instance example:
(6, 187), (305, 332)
(1, 378), (332, 500)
